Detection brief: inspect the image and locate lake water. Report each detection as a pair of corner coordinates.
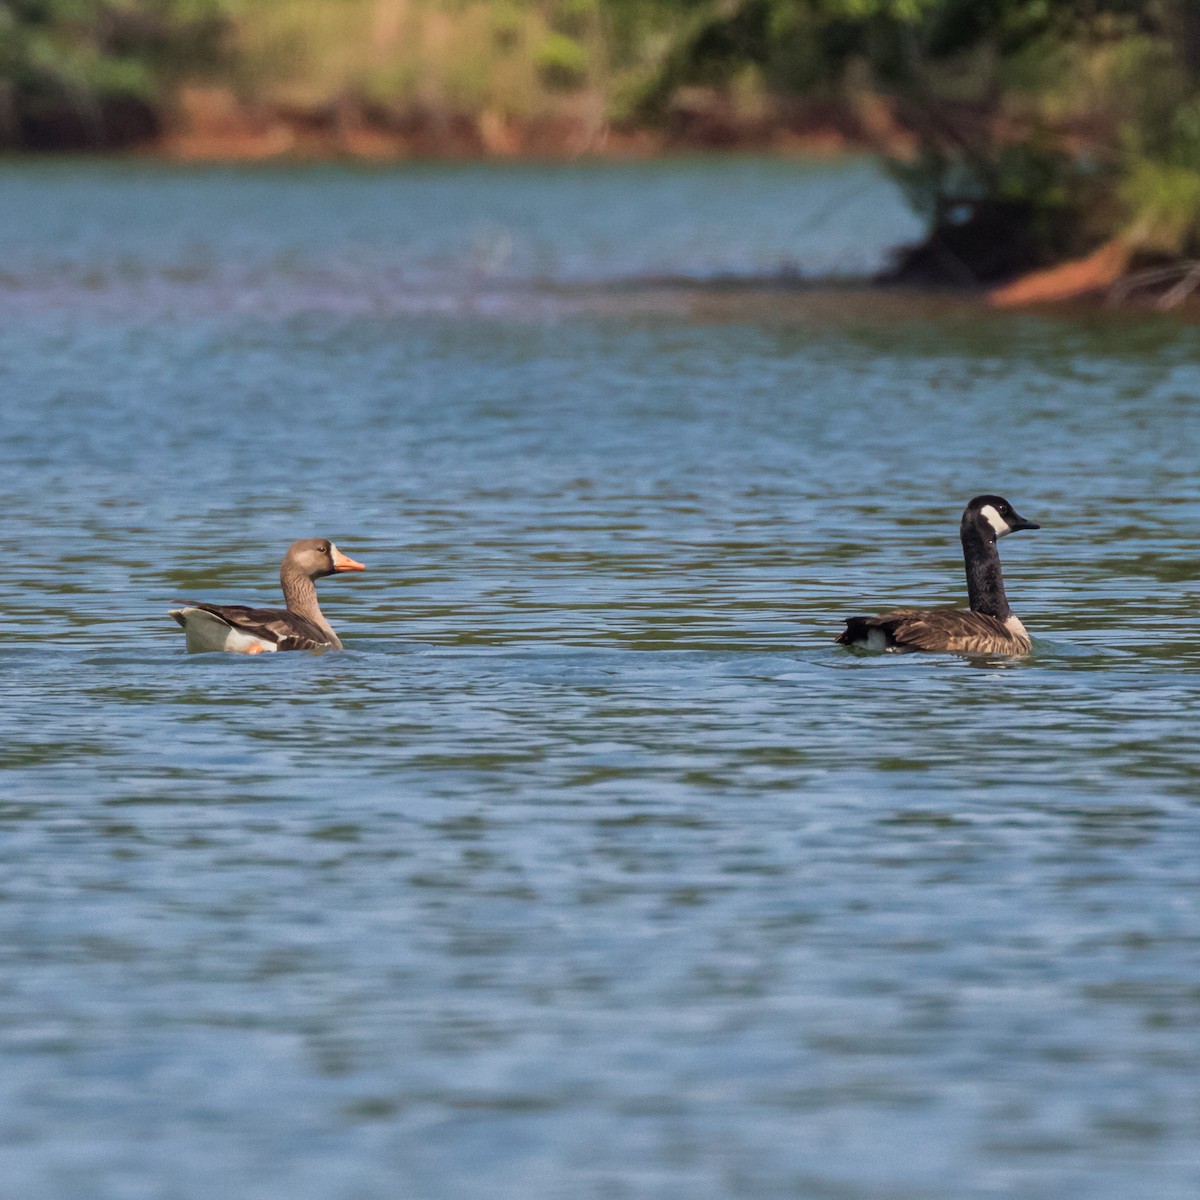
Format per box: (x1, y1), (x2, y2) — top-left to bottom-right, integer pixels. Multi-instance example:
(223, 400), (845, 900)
(2, 159), (1199, 1200)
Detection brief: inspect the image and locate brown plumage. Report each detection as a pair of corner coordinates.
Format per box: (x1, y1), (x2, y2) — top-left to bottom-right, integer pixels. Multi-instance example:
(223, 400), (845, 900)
(838, 608), (1032, 656)
(169, 538), (365, 654)
(836, 495), (1040, 656)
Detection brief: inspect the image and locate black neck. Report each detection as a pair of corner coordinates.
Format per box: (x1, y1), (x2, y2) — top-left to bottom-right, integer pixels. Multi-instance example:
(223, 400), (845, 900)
(961, 524), (1012, 619)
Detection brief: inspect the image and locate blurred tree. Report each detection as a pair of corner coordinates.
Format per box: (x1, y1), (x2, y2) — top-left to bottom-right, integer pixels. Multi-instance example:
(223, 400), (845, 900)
(614, 0), (1200, 289)
(0, 0), (228, 148)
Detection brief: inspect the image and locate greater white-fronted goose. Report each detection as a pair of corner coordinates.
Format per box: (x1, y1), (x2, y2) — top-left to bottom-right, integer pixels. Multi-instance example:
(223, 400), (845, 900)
(836, 495), (1040, 655)
(170, 538), (365, 654)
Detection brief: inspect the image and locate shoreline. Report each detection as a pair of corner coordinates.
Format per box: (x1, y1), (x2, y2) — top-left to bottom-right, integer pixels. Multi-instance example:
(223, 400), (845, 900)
(10, 118), (1193, 312)
(149, 119), (878, 167)
(13, 85), (904, 165)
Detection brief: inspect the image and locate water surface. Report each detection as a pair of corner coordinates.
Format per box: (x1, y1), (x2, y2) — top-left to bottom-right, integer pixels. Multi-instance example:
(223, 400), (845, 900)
(1, 159), (1199, 1200)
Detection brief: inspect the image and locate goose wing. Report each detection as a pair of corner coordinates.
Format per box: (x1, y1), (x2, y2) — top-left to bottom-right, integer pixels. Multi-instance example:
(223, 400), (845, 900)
(171, 602), (335, 652)
(838, 607), (1029, 655)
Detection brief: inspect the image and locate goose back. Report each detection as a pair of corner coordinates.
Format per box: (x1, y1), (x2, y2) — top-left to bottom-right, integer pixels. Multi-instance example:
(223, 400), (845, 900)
(170, 602), (338, 653)
(838, 608), (1032, 655)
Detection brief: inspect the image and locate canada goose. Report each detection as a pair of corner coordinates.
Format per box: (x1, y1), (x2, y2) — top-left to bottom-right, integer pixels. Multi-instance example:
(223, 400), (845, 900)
(836, 495), (1039, 655)
(169, 538), (365, 654)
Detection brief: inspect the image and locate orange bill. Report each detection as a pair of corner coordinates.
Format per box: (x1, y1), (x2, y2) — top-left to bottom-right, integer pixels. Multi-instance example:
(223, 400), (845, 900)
(332, 548), (366, 572)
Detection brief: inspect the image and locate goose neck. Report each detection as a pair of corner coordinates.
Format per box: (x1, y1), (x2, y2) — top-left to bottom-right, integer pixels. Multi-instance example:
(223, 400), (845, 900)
(280, 565), (341, 648)
(961, 525), (1012, 619)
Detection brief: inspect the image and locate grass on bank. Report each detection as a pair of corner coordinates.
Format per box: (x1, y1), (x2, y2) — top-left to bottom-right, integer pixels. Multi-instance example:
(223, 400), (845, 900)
(230, 0), (610, 120)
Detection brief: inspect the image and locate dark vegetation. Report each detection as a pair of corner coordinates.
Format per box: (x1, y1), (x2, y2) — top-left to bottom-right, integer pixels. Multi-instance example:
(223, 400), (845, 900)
(0, 0), (226, 148)
(621, 0), (1200, 296)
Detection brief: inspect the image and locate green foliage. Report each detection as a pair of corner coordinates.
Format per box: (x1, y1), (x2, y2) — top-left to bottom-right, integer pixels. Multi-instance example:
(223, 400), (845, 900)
(1121, 162), (1200, 257)
(490, 1), (526, 49)
(622, 0), (1200, 276)
(554, 0), (599, 39)
(535, 30), (590, 91)
(0, 0), (228, 147)
(1100, 26), (1200, 255)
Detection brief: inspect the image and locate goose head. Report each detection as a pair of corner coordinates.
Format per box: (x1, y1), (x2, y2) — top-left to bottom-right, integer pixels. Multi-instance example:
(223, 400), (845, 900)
(963, 495), (1040, 541)
(284, 538), (366, 580)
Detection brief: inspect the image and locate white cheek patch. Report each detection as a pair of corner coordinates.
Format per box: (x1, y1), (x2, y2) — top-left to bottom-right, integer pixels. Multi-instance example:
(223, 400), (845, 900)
(980, 504), (1011, 536)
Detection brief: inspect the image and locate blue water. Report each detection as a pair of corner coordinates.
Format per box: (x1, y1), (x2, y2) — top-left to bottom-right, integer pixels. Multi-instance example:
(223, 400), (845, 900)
(1, 159), (1199, 1200)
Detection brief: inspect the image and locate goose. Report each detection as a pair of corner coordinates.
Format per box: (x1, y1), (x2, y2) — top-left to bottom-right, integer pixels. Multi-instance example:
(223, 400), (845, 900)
(835, 495), (1040, 655)
(169, 538), (365, 654)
